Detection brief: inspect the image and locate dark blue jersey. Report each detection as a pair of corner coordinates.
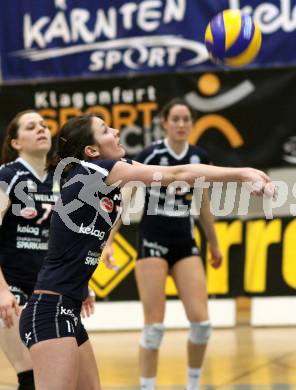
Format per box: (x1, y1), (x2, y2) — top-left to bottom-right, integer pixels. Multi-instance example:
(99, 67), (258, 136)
(0, 158), (58, 294)
(136, 139), (209, 243)
(35, 159), (125, 301)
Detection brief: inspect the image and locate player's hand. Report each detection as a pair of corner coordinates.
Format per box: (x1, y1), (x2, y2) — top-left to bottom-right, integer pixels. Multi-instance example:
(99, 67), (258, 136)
(242, 168), (276, 197)
(81, 288), (95, 318)
(0, 289), (20, 328)
(102, 244), (120, 271)
(209, 245), (223, 269)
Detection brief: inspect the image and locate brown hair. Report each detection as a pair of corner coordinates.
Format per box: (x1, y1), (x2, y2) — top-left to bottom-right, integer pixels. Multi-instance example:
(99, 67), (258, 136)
(159, 98), (196, 121)
(48, 115), (96, 173)
(1, 109), (36, 164)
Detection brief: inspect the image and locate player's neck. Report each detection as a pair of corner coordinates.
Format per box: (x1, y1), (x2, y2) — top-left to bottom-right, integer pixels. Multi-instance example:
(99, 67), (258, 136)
(18, 153), (47, 178)
(165, 138), (188, 156)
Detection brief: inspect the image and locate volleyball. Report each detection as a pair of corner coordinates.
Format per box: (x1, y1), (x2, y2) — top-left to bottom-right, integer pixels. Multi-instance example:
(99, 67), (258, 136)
(204, 9), (262, 67)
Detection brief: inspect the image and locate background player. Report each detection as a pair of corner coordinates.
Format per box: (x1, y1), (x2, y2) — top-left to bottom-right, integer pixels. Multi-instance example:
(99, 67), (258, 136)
(106, 98), (223, 390)
(0, 110), (56, 390)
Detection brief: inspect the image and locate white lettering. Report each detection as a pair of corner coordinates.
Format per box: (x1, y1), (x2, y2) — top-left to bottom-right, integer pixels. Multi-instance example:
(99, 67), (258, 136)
(71, 9), (94, 43)
(17, 224), (39, 236)
(231, 0), (296, 34)
(138, 1), (162, 31)
(24, 14), (49, 49)
(44, 12), (71, 44)
(94, 8), (117, 39)
(119, 3), (138, 29)
(35, 92), (48, 108)
(79, 223), (105, 239)
(163, 0), (186, 23)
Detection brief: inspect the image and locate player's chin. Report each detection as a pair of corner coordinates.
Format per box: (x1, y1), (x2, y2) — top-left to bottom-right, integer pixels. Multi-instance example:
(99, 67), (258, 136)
(176, 134), (188, 141)
(118, 145), (126, 158)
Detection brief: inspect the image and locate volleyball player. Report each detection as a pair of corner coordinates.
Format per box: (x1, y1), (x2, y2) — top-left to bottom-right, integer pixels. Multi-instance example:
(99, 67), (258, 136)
(0, 111), (55, 390)
(19, 114), (273, 390)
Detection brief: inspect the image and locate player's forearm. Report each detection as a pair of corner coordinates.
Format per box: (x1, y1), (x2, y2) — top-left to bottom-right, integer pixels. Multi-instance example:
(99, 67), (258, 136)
(0, 268), (9, 292)
(172, 165), (250, 186)
(198, 189), (219, 247)
(199, 210), (219, 248)
(107, 219), (122, 244)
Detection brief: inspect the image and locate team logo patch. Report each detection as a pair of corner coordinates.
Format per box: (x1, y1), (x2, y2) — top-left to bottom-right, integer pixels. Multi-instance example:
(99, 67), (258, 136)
(100, 197), (114, 213)
(20, 207), (38, 219)
(159, 156), (169, 166)
(26, 180), (36, 192)
(190, 155), (200, 164)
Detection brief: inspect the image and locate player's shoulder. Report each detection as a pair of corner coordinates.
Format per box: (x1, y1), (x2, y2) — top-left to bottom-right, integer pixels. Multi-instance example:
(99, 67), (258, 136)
(79, 159), (119, 176)
(0, 160), (29, 181)
(136, 140), (166, 163)
(143, 140), (165, 153)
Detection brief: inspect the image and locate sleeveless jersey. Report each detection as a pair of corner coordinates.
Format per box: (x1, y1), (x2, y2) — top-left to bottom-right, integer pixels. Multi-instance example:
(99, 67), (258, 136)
(136, 139), (209, 243)
(0, 157), (57, 294)
(35, 159), (126, 301)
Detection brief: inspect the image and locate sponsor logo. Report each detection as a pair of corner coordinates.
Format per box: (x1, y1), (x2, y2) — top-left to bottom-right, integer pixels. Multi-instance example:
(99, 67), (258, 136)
(100, 197), (114, 213)
(25, 332), (32, 345)
(60, 306), (78, 326)
(20, 207), (38, 219)
(85, 256), (100, 266)
(33, 193), (58, 202)
(79, 223), (105, 240)
(17, 224), (39, 236)
(143, 238), (168, 254)
(85, 250), (100, 265)
(230, 0), (296, 35)
(16, 241), (48, 250)
(14, 1), (208, 73)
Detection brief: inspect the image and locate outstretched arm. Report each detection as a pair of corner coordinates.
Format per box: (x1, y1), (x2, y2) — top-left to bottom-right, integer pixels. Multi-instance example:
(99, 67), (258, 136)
(106, 161), (273, 196)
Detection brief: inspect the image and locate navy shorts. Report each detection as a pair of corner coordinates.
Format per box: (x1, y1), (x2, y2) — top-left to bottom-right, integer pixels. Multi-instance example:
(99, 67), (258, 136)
(137, 235), (201, 268)
(19, 293), (88, 349)
(8, 285), (29, 306)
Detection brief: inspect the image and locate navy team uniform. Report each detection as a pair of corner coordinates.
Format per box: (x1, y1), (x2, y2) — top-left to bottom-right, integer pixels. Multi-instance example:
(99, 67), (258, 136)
(0, 158), (57, 305)
(20, 159), (127, 348)
(136, 139), (209, 267)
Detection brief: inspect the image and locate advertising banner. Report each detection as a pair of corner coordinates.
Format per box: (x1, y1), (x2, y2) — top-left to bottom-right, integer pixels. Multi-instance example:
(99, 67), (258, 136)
(0, 0), (294, 81)
(0, 69), (296, 300)
(90, 217), (296, 300)
(1, 68), (296, 168)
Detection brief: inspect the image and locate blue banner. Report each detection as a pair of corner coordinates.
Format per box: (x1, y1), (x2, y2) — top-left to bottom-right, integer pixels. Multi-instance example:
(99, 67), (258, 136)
(0, 0), (295, 82)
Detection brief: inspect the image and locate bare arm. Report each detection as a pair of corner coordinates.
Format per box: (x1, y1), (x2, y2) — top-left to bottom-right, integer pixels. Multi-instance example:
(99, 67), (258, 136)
(199, 189), (222, 269)
(106, 161), (272, 192)
(0, 267), (20, 328)
(103, 185), (137, 269)
(0, 190), (20, 327)
(0, 190), (11, 226)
